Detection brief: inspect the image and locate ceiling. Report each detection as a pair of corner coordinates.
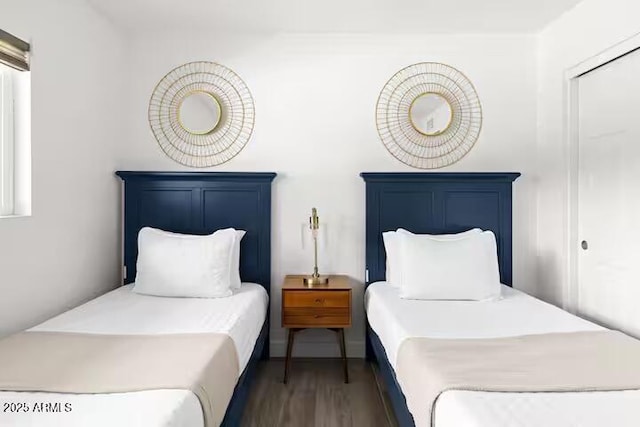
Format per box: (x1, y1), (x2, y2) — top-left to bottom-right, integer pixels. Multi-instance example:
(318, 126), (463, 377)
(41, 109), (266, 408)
(87, 0), (584, 33)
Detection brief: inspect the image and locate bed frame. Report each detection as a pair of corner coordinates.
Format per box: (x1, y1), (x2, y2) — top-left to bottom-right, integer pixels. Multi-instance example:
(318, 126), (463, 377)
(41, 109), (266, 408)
(116, 171), (276, 427)
(360, 172), (520, 427)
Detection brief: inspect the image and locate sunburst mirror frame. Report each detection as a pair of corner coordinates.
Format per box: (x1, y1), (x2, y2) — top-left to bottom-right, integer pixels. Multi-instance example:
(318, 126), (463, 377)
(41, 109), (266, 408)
(376, 62), (482, 169)
(149, 61), (255, 167)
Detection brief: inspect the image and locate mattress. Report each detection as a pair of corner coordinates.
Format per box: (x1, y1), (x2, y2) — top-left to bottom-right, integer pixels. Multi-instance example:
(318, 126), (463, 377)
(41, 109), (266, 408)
(365, 282), (640, 427)
(0, 283), (268, 427)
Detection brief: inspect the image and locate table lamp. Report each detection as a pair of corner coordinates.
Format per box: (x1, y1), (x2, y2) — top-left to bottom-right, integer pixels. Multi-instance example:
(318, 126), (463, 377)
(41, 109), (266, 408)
(304, 208), (329, 286)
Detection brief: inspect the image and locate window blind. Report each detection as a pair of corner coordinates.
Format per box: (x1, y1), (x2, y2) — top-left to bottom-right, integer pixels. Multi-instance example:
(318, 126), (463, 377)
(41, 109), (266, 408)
(0, 29), (29, 72)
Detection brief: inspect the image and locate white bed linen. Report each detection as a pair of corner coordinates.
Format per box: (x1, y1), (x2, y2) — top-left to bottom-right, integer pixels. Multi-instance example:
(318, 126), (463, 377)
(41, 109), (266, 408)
(365, 282), (640, 427)
(0, 283), (268, 427)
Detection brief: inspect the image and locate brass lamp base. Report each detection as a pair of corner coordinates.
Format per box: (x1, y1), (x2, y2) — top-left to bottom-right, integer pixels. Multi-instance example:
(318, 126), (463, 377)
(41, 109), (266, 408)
(303, 275), (329, 287)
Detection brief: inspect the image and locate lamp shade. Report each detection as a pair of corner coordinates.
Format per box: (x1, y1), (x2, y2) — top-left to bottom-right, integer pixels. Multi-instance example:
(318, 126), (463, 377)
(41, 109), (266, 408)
(301, 222), (328, 250)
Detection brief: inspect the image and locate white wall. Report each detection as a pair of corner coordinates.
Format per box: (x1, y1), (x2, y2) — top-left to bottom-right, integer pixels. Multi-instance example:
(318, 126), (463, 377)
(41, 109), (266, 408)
(536, 0), (640, 306)
(0, 0), (127, 336)
(123, 32), (538, 357)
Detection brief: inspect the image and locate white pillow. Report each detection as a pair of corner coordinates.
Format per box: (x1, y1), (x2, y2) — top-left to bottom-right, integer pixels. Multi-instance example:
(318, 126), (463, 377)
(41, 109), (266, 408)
(133, 227), (236, 298)
(398, 230), (501, 300)
(383, 228), (481, 288)
(230, 230), (246, 290)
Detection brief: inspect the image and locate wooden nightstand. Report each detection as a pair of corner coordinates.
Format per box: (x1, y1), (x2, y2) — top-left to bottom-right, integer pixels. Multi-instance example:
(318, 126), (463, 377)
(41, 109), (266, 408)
(281, 274), (352, 384)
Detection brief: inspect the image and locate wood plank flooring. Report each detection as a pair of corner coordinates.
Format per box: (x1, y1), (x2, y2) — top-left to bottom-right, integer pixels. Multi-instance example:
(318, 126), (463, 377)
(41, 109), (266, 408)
(241, 359), (395, 427)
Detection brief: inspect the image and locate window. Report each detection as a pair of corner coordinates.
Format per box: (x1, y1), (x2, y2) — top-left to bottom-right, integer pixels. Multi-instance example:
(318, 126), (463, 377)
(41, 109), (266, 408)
(0, 65), (14, 215)
(0, 28), (30, 217)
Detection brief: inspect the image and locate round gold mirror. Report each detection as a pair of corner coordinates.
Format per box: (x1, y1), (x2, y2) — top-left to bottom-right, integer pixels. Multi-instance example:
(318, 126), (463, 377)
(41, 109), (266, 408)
(409, 93), (453, 136)
(149, 61), (255, 167)
(177, 91), (222, 135)
(376, 62), (482, 169)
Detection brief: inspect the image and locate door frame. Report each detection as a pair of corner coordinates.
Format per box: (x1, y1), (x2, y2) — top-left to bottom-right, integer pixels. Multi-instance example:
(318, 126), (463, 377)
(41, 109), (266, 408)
(565, 33), (640, 313)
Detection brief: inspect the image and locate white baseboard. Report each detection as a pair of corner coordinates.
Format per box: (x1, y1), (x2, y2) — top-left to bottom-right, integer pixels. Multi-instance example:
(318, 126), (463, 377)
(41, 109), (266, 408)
(270, 339), (365, 358)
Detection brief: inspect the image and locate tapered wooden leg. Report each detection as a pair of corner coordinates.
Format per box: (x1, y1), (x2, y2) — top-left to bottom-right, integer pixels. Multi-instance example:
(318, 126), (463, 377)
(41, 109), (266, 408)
(339, 328), (349, 383)
(283, 328), (296, 384)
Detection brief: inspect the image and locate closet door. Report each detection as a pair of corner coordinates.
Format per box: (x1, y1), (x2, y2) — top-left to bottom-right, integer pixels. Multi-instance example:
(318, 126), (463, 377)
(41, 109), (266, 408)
(577, 48), (640, 335)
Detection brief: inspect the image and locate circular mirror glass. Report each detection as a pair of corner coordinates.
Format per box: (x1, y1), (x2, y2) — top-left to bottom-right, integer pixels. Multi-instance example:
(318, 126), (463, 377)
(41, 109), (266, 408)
(409, 93), (453, 136)
(178, 91), (221, 135)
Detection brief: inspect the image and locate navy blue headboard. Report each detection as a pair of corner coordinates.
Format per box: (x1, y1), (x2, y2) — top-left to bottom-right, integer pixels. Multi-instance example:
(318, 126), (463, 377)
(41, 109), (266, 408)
(115, 172), (276, 294)
(360, 172), (520, 287)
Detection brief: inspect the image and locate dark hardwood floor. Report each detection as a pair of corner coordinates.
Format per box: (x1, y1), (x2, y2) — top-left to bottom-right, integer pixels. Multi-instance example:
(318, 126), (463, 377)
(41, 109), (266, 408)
(241, 359), (395, 427)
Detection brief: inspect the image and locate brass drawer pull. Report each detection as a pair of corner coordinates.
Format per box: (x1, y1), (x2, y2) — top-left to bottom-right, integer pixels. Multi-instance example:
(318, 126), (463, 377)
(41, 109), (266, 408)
(315, 298), (323, 304)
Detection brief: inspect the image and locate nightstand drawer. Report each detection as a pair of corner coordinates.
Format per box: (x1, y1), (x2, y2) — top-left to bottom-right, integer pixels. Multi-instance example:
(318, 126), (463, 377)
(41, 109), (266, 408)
(283, 290), (350, 308)
(283, 308), (351, 327)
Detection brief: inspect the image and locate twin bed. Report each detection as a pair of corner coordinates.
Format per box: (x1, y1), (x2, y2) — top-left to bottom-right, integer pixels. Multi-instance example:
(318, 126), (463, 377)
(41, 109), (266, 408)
(361, 172), (640, 427)
(0, 171), (275, 427)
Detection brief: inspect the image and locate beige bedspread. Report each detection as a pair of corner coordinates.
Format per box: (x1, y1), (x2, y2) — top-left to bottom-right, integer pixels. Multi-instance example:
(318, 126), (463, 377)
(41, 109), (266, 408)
(396, 330), (640, 426)
(0, 331), (239, 427)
